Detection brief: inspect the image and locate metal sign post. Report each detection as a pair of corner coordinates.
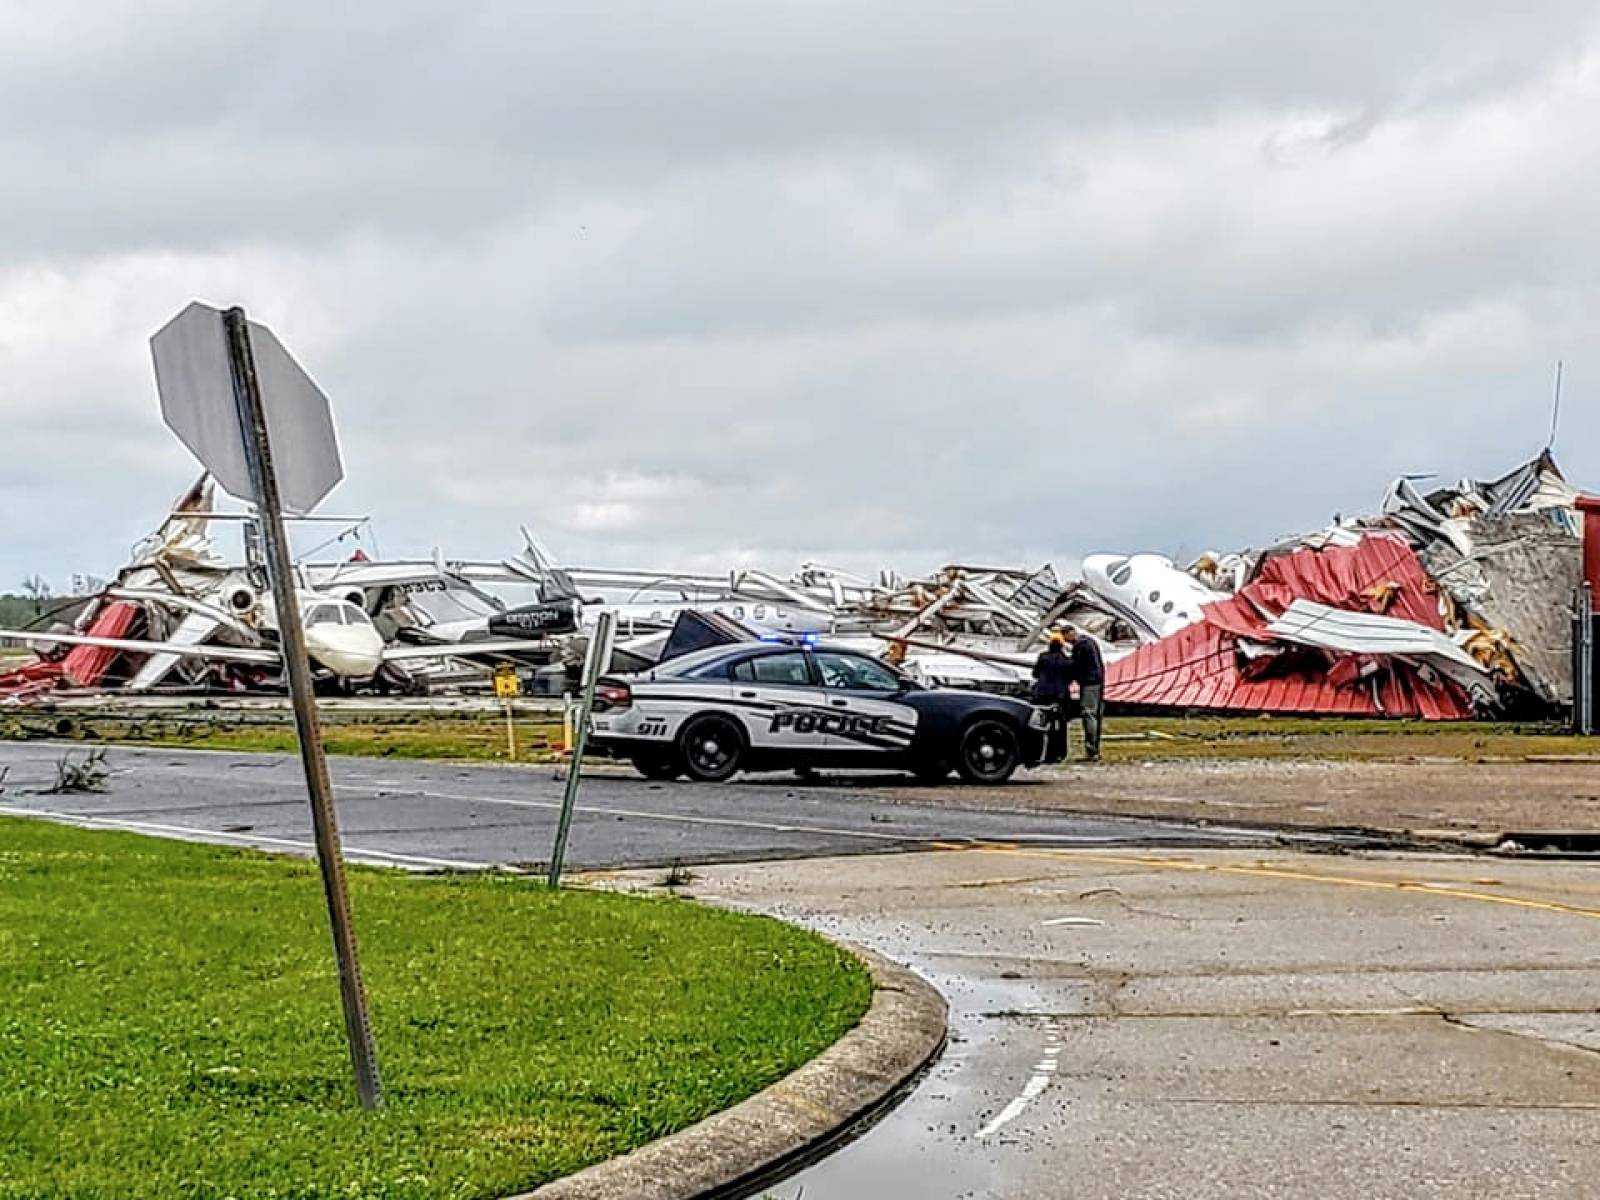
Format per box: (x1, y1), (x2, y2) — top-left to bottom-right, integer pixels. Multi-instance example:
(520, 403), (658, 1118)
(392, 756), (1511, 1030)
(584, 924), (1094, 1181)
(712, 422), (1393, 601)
(548, 610), (617, 888)
(153, 301), (382, 1110)
(223, 308), (384, 1110)
(494, 665), (522, 758)
(1576, 583), (1595, 737)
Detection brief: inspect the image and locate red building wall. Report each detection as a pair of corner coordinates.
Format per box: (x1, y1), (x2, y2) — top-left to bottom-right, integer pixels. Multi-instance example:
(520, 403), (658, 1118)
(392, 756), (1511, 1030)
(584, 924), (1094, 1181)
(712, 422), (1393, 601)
(1580, 497), (1600, 611)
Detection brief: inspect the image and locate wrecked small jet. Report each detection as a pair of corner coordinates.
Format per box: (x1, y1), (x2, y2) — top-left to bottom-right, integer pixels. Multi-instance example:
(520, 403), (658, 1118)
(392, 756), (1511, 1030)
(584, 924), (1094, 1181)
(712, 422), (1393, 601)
(0, 588), (565, 692)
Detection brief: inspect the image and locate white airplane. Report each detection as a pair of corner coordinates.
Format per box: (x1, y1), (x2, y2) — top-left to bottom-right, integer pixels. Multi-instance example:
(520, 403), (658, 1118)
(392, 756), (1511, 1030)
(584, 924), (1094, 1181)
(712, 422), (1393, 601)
(0, 591), (561, 690)
(1080, 553), (1227, 641)
(496, 530), (836, 640)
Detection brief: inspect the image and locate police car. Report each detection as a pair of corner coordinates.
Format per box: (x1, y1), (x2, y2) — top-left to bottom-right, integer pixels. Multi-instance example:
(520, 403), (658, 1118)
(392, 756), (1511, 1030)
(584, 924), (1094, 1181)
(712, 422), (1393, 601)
(588, 640), (1059, 785)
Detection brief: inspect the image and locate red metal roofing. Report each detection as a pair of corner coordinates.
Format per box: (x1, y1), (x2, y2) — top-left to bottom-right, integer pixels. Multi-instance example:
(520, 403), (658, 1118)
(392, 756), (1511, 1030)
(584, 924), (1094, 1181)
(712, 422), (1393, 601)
(0, 658), (64, 702)
(60, 601), (142, 687)
(0, 601), (144, 700)
(1106, 535), (1471, 719)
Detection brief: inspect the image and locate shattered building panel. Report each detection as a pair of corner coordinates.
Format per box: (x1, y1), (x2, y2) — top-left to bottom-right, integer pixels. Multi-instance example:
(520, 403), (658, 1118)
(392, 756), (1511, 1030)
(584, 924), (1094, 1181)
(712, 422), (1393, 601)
(1106, 535), (1475, 719)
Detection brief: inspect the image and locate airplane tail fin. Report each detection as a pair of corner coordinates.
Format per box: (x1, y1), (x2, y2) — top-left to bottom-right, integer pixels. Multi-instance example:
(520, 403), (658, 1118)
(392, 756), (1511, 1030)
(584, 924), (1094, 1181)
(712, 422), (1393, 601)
(517, 527), (580, 601)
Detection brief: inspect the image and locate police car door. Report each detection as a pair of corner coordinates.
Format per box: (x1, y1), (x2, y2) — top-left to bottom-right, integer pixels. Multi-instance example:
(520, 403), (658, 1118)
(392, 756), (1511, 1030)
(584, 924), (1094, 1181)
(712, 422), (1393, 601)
(729, 650), (832, 752)
(811, 651), (919, 756)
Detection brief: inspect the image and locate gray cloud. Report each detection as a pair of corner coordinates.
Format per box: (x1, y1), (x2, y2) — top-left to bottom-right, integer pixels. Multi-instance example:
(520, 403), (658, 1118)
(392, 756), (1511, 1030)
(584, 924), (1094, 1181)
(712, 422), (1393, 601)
(2, 2), (1599, 589)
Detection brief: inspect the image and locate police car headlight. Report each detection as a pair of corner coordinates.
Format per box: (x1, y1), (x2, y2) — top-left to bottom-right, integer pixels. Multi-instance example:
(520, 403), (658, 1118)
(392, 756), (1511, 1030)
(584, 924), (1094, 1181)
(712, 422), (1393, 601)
(1028, 707), (1050, 730)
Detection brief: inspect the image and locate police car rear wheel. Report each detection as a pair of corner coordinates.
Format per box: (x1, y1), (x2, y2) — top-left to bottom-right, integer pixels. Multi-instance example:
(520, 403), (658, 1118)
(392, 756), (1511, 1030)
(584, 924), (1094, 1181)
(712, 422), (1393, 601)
(956, 718), (1020, 785)
(678, 714), (744, 783)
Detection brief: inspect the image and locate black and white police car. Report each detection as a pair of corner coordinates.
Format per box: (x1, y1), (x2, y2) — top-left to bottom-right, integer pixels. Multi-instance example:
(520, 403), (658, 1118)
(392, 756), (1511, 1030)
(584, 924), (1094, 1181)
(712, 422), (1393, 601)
(588, 640), (1060, 785)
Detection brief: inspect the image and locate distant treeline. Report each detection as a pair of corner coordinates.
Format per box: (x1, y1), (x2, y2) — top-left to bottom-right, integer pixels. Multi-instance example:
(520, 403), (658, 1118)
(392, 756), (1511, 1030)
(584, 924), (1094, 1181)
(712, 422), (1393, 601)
(0, 594), (91, 630)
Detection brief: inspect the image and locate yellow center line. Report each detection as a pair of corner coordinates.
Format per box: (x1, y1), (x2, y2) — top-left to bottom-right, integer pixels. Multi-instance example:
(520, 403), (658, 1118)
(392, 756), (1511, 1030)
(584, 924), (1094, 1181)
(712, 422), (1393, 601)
(958, 842), (1600, 922)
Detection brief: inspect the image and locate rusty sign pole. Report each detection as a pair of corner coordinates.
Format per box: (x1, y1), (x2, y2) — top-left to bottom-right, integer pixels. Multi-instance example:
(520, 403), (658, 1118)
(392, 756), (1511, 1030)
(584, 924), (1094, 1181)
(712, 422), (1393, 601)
(223, 307), (384, 1110)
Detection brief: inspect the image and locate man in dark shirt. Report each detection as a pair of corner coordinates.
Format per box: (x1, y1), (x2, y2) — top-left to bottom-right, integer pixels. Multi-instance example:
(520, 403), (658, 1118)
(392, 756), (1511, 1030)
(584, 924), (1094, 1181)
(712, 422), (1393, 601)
(1031, 630), (1075, 761)
(1062, 625), (1104, 762)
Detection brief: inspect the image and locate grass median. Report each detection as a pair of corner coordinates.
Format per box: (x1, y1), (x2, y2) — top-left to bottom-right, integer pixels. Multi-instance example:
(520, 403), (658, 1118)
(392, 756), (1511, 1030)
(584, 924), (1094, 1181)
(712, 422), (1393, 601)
(0, 817), (871, 1200)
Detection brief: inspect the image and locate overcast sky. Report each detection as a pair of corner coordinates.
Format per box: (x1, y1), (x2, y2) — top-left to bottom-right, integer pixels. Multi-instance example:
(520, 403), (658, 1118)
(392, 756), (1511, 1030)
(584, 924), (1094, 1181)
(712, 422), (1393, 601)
(4, 2), (1599, 591)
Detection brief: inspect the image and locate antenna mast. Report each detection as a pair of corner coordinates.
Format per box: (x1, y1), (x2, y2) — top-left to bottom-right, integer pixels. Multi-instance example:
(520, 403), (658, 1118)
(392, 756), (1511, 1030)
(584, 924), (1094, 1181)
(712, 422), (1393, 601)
(1546, 359), (1564, 452)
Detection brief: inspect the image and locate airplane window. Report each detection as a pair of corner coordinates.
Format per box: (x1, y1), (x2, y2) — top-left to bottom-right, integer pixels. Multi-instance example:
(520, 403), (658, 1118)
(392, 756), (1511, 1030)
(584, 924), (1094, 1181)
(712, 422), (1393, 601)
(1108, 559), (1133, 587)
(345, 607), (373, 627)
(732, 606), (746, 619)
(1148, 591), (1161, 603)
(1163, 601), (1174, 614)
(815, 652), (900, 691)
(754, 605), (768, 620)
(307, 604), (341, 625)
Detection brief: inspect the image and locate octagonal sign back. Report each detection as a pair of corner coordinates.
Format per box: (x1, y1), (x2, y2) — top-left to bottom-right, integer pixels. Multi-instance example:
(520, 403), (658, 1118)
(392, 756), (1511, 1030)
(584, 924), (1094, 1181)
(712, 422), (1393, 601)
(151, 301), (344, 515)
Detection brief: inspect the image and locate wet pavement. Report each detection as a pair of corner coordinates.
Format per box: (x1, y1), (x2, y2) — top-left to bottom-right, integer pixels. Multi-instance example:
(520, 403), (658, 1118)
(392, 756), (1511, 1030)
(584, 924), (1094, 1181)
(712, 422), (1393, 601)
(609, 847), (1600, 1199)
(0, 741), (1283, 871)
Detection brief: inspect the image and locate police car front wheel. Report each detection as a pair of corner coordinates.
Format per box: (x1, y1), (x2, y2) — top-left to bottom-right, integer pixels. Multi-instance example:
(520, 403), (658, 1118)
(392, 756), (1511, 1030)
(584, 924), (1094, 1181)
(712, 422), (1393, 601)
(956, 718), (1021, 785)
(677, 714), (745, 783)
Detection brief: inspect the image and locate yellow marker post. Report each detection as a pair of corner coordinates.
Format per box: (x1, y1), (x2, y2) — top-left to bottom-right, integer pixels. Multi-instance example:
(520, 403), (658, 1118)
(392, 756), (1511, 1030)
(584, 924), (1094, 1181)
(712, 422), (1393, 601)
(493, 665), (522, 758)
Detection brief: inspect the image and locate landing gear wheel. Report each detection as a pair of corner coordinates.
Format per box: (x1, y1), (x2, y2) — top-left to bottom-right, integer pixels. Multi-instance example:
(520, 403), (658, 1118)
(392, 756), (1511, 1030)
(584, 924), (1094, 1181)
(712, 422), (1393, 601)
(630, 753), (682, 781)
(677, 714), (745, 783)
(955, 719), (1021, 785)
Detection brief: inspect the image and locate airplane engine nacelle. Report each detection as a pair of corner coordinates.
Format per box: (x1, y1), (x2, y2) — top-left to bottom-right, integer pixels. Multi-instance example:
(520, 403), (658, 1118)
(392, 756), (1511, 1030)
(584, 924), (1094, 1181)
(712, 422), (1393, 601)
(489, 598), (581, 639)
(337, 588), (367, 611)
(223, 584), (259, 617)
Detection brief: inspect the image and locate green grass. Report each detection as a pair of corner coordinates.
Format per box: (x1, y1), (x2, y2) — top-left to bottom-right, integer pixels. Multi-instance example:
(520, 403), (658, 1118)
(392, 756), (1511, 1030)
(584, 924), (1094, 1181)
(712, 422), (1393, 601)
(0, 818), (871, 1200)
(9, 711), (1593, 768)
(1094, 715), (1593, 762)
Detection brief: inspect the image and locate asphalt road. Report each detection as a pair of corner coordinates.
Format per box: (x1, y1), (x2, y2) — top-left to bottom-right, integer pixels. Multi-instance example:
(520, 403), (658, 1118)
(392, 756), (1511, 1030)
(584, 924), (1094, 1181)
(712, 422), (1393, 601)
(653, 848), (1600, 1200)
(0, 741), (1277, 871)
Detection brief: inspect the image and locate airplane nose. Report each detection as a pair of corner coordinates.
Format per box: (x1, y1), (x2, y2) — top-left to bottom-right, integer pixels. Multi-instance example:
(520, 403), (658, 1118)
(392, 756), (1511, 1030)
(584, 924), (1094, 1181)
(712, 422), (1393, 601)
(305, 628), (384, 679)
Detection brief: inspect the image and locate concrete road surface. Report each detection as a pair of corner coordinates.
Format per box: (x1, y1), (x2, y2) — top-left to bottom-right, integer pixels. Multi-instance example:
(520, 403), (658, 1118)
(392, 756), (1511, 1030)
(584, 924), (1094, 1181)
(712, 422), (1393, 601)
(621, 847), (1600, 1200)
(0, 742), (1284, 871)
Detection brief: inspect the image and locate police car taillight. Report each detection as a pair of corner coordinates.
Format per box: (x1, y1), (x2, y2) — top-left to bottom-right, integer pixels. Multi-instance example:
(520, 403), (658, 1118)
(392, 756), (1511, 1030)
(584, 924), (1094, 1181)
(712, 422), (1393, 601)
(594, 680), (633, 711)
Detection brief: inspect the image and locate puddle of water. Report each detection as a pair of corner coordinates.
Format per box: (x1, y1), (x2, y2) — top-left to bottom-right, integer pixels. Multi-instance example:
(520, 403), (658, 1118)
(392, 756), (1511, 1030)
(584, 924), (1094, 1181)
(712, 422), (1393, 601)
(766, 1015), (996, 1200)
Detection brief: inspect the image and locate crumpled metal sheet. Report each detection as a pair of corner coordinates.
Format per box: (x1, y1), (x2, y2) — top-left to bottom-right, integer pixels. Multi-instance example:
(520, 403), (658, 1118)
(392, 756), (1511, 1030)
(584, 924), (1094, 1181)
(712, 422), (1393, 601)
(1420, 511), (1581, 705)
(1265, 598), (1495, 705)
(1106, 535), (1473, 719)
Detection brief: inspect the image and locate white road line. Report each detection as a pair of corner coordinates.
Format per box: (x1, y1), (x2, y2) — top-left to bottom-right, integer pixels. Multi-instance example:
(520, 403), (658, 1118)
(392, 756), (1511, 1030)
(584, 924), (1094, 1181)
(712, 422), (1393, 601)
(0, 804), (489, 871)
(976, 1020), (1066, 1141)
(366, 785), (920, 844)
(1042, 915), (1105, 927)
(345, 784), (1156, 849)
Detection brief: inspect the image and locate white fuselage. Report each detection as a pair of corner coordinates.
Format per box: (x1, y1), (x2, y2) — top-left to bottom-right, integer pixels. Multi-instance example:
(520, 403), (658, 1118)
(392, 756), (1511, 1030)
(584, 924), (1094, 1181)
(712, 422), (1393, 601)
(297, 599), (385, 678)
(1081, 553), (1226, 641)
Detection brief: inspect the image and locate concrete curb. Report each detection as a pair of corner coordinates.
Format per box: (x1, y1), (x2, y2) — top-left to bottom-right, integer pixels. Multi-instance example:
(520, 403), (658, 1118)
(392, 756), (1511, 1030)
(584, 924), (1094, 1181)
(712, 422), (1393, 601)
(520, 943), (947, 1200)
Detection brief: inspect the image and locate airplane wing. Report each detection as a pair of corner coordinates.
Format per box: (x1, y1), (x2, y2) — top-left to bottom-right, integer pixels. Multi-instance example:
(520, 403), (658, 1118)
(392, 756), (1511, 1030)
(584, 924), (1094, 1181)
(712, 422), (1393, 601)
(380, 639), (557, 664)
(0, 629), (279, 666)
